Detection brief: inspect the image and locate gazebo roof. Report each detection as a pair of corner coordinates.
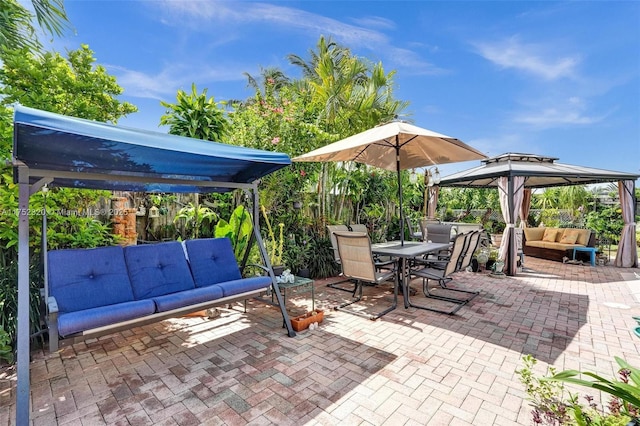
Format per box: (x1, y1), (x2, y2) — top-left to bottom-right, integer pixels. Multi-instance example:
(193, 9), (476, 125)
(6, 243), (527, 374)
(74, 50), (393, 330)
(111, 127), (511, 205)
(440, 153), (639, 188)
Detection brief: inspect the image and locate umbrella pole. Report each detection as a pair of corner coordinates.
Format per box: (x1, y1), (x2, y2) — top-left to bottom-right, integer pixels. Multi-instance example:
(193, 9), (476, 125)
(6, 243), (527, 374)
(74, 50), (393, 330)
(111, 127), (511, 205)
(396, 142), (405, 246)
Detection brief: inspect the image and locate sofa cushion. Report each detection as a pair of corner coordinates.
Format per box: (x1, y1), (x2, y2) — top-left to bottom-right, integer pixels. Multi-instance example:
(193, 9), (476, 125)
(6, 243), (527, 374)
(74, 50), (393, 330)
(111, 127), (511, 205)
(124, 242), (195, 299)
(542, 228), (559, 242)
(541, 242), (576, 250)
(216, 276), (272, 298)
(575, 229), (591, 246)
(152, 285), (224, 312)
(559, 229), (579, 244)
(523, 227), (545, 242)
(57, 299), (155, 337)
(525, 240), (546, 249)
(184, 238), (242, 287)
(48, 246), (135, 313)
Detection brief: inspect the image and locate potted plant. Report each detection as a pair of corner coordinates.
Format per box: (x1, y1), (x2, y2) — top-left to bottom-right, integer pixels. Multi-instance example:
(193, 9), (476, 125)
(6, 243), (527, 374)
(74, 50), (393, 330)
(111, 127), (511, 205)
(286, 235), (311, 278)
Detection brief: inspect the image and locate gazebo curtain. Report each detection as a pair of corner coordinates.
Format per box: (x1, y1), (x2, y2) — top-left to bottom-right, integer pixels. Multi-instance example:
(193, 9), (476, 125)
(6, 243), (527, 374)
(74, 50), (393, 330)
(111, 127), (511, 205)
(614, 180), (638, 268)
(498, 176), (525, 274)
(520, 188), (532, 228)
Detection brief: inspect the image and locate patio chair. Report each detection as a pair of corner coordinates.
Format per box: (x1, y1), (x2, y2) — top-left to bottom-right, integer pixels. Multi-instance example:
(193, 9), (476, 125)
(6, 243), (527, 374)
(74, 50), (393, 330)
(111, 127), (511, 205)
(419, 218), (440, 241)
(409, 232), (476, 308)
(405, 217), (423, 241)
(334, 231), (398, 320)
(422, 223), (454, 262)
(348, 223), (368, 233)
(326, 225), (354, 292)
(458, 230), (482, 272)
(327, 225), (349, 264)
(426, 223), (454, 243)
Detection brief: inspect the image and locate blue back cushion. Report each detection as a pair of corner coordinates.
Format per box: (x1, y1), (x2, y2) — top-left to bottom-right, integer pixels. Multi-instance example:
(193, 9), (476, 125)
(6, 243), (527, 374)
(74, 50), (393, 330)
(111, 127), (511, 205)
(48, 246), (134, 313)
(184, 238), (242, 287)
(124, 242), (195, 299)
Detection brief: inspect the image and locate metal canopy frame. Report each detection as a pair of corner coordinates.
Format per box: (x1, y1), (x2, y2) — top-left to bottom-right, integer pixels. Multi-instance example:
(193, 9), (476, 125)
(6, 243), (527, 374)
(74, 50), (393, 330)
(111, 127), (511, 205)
(12, 106), (297, 424)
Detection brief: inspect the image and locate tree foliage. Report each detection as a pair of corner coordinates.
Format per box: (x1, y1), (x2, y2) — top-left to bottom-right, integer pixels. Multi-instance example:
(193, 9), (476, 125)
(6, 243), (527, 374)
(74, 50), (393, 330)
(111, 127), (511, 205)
(160, 83), (229, 141)
(0, 0), (70, 53)
(0, 44), (136, 123)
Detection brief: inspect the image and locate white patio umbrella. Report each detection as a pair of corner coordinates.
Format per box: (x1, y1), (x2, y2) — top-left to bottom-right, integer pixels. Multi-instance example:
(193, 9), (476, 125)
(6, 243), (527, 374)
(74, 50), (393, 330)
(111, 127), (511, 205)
(293, 121), (487, 244)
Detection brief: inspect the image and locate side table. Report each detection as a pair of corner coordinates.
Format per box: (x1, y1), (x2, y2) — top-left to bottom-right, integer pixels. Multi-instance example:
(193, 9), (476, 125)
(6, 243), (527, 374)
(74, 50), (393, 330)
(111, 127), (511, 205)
(277, 276), (315, 312)
(572, 246), (598, 266)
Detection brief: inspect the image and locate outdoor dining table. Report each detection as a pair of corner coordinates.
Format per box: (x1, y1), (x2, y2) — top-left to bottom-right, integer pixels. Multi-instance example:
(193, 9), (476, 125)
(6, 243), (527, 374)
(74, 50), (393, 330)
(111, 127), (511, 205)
(371, 241), (452, 310)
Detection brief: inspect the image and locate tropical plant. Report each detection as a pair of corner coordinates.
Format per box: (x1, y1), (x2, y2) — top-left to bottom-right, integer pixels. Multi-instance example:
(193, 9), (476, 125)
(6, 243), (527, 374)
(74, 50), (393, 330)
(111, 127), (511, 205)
(517, 354), (636, 425)
(173, 202), (217, 239)
(160, 83), (229, 141)
(284, 234), (311, 273)
(545, 356), (640, 419)
(306, 233), (339, 279)
(0, 0), (70, 53)
(0, 45), (137, 122)
(0, 325), (14, 364)
(214, 205), (253, 260)
(261, 205), (284, 266)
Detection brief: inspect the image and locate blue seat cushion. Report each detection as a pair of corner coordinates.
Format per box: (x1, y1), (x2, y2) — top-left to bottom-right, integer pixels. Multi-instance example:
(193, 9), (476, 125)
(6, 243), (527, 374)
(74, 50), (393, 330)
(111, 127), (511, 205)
(48, 246), (135, 313)
(217, 276), (271, 297)
(184, 238), (242, 287)
(124, 242), (195, 299)
(152, 285), (224, 312)
(57, 299), (155, 337)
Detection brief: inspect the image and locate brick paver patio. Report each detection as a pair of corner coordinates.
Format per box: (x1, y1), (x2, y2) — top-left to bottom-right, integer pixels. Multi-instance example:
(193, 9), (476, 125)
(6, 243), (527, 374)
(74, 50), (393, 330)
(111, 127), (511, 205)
(2, 257), (640, 425)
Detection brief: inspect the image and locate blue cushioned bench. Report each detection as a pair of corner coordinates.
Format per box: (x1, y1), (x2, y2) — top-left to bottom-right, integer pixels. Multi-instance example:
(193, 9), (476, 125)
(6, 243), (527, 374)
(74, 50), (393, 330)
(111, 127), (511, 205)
(46, 238), (274, 351)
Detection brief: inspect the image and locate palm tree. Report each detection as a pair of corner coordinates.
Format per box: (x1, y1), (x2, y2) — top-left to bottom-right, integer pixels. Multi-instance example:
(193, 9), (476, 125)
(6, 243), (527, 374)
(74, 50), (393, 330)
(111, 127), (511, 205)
(287, 36), (408, 224)
(0, 0), (70, 52)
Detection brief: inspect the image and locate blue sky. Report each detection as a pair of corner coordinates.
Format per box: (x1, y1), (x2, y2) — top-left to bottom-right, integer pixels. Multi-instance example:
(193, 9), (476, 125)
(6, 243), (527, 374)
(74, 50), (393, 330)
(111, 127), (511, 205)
(47, 1), (639, 178)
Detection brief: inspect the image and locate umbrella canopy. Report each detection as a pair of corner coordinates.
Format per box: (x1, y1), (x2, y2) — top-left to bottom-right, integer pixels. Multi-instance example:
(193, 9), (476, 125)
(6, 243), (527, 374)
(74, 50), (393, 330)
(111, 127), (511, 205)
(293, 121), (487, 244)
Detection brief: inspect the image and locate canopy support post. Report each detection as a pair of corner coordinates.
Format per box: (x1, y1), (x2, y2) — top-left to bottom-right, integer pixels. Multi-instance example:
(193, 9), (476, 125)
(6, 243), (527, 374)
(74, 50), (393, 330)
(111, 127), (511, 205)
(16, 164), (31, 425)
(250, 183), (296, 337)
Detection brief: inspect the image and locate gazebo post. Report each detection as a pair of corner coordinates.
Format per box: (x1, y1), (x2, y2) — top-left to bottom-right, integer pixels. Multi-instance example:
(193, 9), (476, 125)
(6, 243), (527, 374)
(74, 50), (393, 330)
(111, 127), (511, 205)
(507, 176), (516, 276)
(16, 164), (31, 425)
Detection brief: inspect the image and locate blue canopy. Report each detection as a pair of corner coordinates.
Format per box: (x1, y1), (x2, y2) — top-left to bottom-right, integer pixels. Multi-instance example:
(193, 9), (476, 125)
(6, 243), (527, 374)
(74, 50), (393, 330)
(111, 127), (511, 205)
(12, 105), (291, 192)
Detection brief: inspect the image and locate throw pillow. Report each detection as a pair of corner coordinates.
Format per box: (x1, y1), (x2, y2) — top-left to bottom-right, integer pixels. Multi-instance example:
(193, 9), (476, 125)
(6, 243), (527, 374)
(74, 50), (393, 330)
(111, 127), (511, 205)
(559, 230), (579, 244)
(542, 228), (558, 242)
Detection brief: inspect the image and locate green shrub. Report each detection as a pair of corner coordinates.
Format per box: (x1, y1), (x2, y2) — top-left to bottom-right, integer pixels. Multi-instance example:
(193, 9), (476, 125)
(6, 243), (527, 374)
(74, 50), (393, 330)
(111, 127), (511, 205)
(517, 354), (637, 425)
(307, 234), (338, 279)
(0, 326), (14, 364)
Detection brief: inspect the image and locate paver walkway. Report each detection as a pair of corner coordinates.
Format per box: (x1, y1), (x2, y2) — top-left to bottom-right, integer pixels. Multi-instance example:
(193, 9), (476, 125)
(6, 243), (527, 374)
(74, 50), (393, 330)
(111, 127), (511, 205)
(1, 257), (640, 425)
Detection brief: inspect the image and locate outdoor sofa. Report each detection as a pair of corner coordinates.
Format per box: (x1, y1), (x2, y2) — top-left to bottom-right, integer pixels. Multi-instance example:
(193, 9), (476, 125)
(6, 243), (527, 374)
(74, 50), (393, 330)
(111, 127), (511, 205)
(522, 227), (596, 262)
(46, 238), (272, 351)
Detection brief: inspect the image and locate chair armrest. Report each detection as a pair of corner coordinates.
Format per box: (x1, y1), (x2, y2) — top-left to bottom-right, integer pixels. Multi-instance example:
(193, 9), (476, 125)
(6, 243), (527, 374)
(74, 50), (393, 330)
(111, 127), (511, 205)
(243, 263), (270, 275)
(47, 296), (59, 315)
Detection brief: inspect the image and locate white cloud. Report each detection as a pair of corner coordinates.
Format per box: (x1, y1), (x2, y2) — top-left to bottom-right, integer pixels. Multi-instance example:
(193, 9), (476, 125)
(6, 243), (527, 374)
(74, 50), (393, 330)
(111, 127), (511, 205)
(465, 134), (529, 158)
(109, 64), (247, 100)
(513, 97), (611, 129)
(151, 1), (444, 74)
(473, 36), (580, 80)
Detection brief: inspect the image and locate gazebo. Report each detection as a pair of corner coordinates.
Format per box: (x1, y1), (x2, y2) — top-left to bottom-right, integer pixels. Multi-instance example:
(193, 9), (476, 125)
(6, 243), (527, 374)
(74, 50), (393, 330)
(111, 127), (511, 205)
(11, 106), (294, 423)
(439, 153), (639, 275)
